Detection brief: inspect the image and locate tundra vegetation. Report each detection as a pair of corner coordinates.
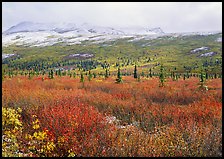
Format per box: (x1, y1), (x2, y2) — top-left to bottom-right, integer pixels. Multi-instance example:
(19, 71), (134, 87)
(2, 33), (222, 157)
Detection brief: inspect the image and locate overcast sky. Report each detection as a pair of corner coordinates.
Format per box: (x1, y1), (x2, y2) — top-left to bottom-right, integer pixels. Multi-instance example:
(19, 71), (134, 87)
(2, 2), (222, 33)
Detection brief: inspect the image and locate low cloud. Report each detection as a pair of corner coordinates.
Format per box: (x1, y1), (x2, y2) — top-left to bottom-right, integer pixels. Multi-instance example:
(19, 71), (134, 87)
(2, 2), (222, 33)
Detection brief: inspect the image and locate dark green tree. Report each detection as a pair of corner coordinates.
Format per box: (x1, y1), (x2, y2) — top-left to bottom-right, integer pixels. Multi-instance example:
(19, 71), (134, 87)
(28, 72), (32, 80)
(80, 72), (84, 83)
(88, 71), (92, 81)
(51, 70), (54, 79)
(48, 70), (54, 79)
(93, 72), (97, 78)
(171, 67), (177, 81)
(105, 68), (109, 79)
(116, 67), (122, 83)
(134, 65), (138, 79)
(149, 68), (152, 78)
(199, 67), (208, 91)
(159, 64), (166, 87)
(141, 71), (145, 77)
(58, 69), (62, 77)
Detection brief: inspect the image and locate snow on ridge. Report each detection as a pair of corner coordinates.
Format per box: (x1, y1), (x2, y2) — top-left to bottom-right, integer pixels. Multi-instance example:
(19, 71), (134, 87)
(2, 30), (138, 47)
(216, 37), (222, 42)
(190, 47), (210, 53)
(2, 53), (15, 59)
(3, 21), (77, 35)
(3, 21), (165, 35)
(2, 21), (167, 47)
(199, 52), (217, 57)
(3, 21), (221, 47)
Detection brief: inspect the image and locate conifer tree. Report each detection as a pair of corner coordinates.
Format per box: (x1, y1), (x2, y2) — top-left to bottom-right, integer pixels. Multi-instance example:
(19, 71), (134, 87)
(48, 70), (54, 79)
(141, 71), (145, 77)
(171, 67), (176, 81)
(199, 67), (208, 90)
(159, 64), (166, 87)
(105, 68), (109, 79)
(134, 65), (138, 79)
(80, 72), (84, 83)
(48, 71), (51, 79)
(28, 72), (32, 80)
(149, 68), (152, 78)
(88, 70), (92, 81)
(58, 69), (62, 77)
(93, 72), (97, 78)
(116, 67), (122, 83)
(205, 70), (208, 79)
(51, 70), (54, 79)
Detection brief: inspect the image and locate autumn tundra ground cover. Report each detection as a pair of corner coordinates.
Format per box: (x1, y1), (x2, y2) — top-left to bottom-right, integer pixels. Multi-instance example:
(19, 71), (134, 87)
(2, 75), (222, 157)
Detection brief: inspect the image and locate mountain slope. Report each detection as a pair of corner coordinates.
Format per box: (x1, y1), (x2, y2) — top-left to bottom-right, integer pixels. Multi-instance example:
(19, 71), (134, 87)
(3, 21), (165, 35)
(2, 21), (166, 47)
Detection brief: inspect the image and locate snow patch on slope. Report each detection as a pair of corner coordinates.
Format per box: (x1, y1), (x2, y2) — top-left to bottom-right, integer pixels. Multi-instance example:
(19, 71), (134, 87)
(2, 53), (15, 59)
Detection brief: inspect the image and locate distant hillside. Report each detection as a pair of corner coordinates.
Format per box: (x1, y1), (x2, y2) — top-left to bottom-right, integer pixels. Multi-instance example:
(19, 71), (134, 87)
(2, 30), (222, 74)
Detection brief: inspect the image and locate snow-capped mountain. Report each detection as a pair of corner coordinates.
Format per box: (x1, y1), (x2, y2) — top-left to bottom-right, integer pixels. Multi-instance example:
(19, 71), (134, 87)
(3, 21), (78, 34)
(2, 21), (166, 47)
(3, 21), (164, 35)
(3, 21), (221, 47)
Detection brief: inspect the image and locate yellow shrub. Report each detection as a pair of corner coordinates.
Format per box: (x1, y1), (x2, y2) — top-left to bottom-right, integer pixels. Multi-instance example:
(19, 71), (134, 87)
(2, 107), (23, 157)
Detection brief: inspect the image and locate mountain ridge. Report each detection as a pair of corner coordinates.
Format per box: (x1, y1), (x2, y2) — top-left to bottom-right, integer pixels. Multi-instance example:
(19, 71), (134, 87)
(3, 21), (165, 35)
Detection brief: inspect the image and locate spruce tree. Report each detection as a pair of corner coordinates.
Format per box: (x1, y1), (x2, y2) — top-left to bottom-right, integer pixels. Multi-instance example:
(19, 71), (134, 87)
(149, 68), (152, 78)
(93, 72), (97, 78)
(116, 67), (122, 83)
(159, 64), (166, 87)
(141, 71), (145, 77)
(88, 71), (92, 81)
(134, 65), (138, 79)
(205, 70), (208, 79)
(105, 68), (109, 79)
(79, 71), (85, 88)
(80, 72), (84, 83)
(48, 71), (51, 79)
(199, 67), (208, 90)
(58, 69), (62, 77)
(28, 72), (32, 80)
(48, 70), (54, 79)
(171, 67), (176, 81)
(55, 70), (58, 76)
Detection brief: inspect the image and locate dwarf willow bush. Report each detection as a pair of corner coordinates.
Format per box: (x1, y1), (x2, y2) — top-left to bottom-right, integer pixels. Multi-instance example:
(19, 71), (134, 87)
(2, 107), (23, 157)
(2, 107), (69, 157)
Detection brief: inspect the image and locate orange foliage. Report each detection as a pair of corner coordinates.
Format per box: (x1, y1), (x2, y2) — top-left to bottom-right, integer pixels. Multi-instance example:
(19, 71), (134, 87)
(2, 75), (222, 157)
